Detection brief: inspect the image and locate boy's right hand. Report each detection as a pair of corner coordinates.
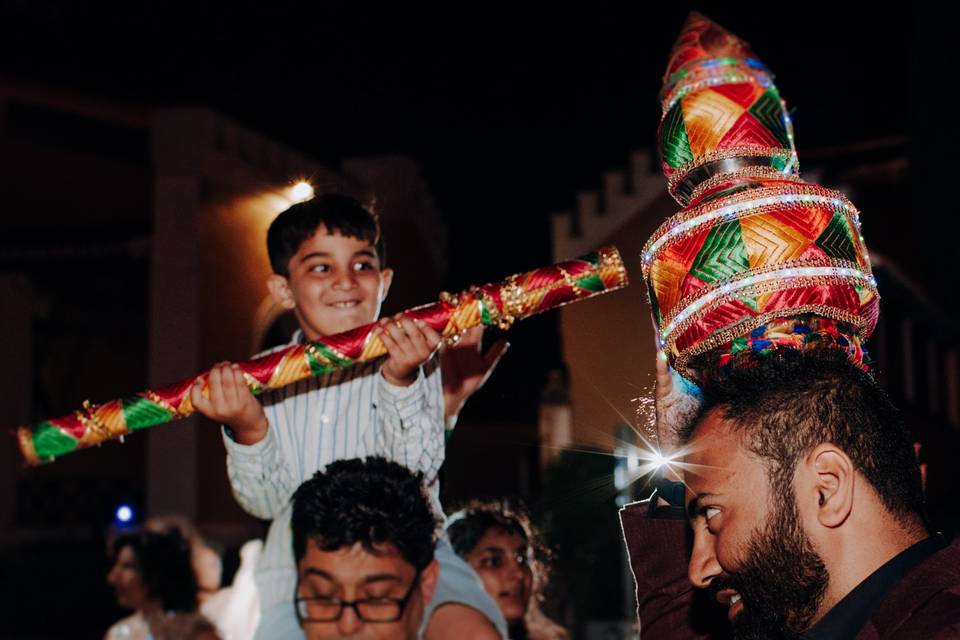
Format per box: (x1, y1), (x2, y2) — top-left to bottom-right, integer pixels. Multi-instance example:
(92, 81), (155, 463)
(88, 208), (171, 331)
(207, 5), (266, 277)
(190, 363), (269, 445)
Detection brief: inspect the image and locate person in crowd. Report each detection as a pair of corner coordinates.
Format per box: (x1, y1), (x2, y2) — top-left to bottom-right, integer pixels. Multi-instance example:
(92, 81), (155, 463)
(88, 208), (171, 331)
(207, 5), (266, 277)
(105, 528), (207, 640)
(291, 456), (440, 640)
(146, 516), (261, 640)
(448, 500), (568, 640)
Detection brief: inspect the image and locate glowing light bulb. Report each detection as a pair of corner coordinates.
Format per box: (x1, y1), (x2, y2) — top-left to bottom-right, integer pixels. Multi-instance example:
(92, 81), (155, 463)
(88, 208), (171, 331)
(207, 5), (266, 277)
(291, 181), (314, 202)
(115, 504), (134, 525)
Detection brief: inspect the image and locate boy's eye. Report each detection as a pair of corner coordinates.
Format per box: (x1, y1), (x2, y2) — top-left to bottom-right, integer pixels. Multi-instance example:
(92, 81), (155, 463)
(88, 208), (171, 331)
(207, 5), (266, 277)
(309, 264), (330, 273)
(480, 555), (503, 569)
(352, 262), (374, 272)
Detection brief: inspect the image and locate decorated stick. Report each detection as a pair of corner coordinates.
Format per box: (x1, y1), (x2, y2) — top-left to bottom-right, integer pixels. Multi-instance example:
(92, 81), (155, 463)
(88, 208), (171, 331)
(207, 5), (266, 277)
(17, 246), (628, 465)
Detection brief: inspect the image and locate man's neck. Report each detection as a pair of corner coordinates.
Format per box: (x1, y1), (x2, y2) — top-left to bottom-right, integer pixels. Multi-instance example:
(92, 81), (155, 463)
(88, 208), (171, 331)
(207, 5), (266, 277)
(816, 520), (927, 622)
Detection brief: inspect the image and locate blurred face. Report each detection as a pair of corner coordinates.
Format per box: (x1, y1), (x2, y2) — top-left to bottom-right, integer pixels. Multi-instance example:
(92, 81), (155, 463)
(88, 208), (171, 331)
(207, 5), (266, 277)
(685, 409), (828, 639)
(107, 545), (148, 611)
(296, 539), (436, 640)
(193, 543), (222, 602)
(269, 226), (393, 340)
(465, 527), (533, 625)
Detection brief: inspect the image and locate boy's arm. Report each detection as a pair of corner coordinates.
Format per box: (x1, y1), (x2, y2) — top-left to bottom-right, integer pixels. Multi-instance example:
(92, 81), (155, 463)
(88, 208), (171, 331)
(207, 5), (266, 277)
(192, 363), (298, 520)
(221, 419), (299, 520)
(375, 316), (446, 484)
(440, 325), (509, 429)
(376, 355), (446, 484)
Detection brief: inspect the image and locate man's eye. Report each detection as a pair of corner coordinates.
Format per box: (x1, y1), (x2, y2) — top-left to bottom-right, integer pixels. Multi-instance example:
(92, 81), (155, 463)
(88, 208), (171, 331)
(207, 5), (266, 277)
(361, 593), (392, 603)
(705, 507), (721, 520)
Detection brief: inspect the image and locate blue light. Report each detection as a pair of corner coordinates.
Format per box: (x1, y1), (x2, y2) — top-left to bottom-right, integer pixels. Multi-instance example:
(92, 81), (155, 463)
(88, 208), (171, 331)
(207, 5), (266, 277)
(115, 504), (134, 525)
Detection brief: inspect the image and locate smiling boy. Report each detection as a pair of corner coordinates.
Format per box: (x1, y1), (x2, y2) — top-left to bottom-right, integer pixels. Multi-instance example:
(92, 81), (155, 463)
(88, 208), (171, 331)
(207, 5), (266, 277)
(190, 194), (505, 639)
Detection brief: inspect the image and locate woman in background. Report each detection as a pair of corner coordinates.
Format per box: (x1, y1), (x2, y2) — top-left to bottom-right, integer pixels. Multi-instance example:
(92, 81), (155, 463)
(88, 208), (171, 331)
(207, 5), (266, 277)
(105, 528), (216, 640)
(448, 500), (568, 640)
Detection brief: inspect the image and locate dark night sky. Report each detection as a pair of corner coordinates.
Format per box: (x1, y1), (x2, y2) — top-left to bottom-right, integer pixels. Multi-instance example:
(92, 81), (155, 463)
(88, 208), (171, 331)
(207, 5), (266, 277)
(0, 3), (922, 228)
(0, 2), (950, 406)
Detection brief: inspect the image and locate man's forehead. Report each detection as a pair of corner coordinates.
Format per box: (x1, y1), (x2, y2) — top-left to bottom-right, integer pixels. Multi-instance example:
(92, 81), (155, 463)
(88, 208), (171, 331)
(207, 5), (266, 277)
(682, 409), (758, 494)
(685, 408), (747, 456)
(300, 539), (412, 583)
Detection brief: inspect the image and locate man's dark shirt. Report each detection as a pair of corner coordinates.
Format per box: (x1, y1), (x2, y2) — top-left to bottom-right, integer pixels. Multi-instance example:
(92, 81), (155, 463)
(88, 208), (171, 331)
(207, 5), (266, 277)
(803, 535), (948, 640)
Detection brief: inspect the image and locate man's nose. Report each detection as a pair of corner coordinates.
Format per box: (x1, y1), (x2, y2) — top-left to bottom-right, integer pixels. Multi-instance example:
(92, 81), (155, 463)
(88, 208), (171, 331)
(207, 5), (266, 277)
(337, 604), (364, 636)
(688, 526), (722, 588)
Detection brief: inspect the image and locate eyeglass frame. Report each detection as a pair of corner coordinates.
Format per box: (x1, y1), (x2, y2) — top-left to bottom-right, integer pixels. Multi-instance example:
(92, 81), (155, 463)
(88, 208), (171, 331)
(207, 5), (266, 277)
(294, 568), (423, 624)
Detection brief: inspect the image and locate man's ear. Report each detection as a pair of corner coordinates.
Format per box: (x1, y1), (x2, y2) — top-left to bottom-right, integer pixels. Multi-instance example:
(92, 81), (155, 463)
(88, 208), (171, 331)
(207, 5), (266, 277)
(804, 444), (855, 528)
(267, 274), (296, 310)
(379, 268), (394, 303)
(419, 558), (440, 605)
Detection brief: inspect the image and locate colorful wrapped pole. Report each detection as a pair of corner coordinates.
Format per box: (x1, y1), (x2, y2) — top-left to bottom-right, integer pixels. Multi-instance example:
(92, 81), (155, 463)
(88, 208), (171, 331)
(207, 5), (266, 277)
(17, 246), (628, 465)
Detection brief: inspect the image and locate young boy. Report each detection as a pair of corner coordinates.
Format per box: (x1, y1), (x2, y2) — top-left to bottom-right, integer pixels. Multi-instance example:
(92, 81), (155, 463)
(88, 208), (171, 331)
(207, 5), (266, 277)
(190, 194), (506, 639)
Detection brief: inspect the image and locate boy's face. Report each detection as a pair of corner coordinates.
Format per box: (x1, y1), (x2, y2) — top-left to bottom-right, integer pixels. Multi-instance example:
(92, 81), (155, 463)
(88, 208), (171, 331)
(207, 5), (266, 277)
(268, 226), (393, 340)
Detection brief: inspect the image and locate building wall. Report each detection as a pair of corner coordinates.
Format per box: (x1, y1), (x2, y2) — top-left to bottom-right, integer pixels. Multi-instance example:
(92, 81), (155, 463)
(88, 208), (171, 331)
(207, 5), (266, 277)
(558, 195), (675, 451)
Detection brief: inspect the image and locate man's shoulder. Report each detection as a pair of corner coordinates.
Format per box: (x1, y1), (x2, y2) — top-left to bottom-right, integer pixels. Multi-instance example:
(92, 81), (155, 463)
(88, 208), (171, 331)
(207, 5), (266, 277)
(864, 543), (960, 638)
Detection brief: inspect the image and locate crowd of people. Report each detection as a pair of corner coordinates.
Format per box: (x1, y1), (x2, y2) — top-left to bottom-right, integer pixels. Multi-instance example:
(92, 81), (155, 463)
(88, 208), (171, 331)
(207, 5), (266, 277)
(100, 12), (960, 640)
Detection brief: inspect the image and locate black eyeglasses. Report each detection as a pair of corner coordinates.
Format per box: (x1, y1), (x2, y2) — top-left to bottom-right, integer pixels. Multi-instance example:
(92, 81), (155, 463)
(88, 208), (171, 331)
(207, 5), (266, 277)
(294, 570), (421, 623)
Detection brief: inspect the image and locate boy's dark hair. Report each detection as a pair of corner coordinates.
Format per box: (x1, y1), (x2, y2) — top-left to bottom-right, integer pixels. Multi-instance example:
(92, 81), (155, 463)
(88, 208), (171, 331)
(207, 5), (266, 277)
(111, 529), (198, 613)
(291, 457), (439, 571)
(682, 349), (925, 526)
(267, 193), (385, 276)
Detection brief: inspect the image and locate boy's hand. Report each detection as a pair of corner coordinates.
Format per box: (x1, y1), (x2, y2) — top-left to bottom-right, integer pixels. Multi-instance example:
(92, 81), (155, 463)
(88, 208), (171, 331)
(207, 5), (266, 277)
(378, 314), (442, 387)
(654, 351), (679, 450)
(190, 363), (269, 445)
(440, 326), (508, 419)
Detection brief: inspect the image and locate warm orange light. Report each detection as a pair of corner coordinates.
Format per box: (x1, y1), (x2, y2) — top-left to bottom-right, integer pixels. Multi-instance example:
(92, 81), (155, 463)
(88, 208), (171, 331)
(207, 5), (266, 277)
(290, 181), (314, 202)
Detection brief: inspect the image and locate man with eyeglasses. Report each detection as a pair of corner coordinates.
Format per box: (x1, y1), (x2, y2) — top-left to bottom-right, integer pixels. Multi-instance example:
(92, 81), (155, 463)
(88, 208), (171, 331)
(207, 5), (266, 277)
(291, 456), (440, 639)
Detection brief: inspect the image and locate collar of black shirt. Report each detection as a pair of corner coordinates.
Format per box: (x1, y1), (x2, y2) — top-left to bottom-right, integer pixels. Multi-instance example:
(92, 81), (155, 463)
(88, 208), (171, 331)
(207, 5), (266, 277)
(802, 533), (948, 640)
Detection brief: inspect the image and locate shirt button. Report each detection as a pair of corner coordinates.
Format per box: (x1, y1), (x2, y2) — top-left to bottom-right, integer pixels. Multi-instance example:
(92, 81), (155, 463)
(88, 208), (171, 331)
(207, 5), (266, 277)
(321, 414), (331, 424)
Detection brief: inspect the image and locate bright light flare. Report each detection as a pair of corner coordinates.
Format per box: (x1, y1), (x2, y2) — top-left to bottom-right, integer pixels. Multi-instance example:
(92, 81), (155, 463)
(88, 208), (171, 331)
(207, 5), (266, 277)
(115, 504), (134, 525)
(290, 181), (314, 202)
(614, 439), (695, 493)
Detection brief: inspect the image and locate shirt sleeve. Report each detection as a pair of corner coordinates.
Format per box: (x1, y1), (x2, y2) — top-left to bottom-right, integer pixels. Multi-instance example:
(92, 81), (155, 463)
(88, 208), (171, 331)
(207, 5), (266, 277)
(374, 354), (445, 486)
(619, 500), (717, 639)
(222, 423), (298, 520)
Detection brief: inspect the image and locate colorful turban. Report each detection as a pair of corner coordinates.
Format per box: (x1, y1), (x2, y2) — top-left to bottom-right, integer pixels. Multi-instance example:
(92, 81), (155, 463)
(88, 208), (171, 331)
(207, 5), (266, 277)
(644, 12), (879, 381)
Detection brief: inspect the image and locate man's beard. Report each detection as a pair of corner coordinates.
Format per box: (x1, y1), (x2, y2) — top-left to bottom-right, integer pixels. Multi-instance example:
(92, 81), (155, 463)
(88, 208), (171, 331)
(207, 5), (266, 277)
(712, 483), (829, 640)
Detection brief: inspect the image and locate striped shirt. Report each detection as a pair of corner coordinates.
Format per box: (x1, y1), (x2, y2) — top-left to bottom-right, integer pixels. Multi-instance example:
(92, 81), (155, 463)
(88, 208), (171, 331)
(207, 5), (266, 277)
(222, 334), (445, 613)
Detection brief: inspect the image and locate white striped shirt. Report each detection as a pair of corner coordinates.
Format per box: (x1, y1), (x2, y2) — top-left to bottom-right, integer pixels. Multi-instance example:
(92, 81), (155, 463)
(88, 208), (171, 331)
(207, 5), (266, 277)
(222, 334), (445, 613)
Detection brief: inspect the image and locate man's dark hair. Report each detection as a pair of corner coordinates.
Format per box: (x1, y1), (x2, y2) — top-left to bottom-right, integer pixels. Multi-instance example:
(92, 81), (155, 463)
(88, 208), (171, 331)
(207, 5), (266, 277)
(682, 349), (925, 525)
(112, 529), (198, 612)
(267, 193), (385, 276)
(291, 457), (439, 571)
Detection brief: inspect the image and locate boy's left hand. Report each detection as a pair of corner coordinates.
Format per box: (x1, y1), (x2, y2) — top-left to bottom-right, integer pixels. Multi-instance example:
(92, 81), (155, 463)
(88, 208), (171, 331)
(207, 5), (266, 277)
(440, 326), (509, 419)
(378, 314), (442, 387)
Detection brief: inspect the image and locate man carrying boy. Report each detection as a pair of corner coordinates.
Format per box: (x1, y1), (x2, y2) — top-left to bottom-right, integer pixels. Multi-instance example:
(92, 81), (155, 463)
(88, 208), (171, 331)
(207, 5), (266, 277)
(291, 456), (442, 640)
(191, 194), (506, 639)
